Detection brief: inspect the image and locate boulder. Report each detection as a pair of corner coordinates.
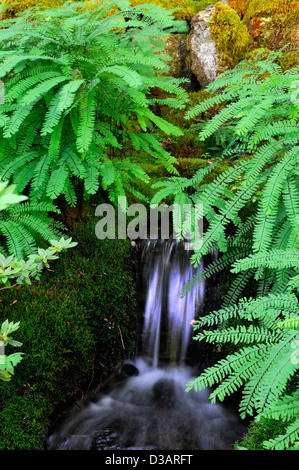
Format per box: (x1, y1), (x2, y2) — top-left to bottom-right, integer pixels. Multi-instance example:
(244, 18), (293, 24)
(152, 378), (177, 408)
(248, 15), (299, 51)
(188, 3), (251, 88)
(189, 6), (219, 89)
(161, 34), (192, 85)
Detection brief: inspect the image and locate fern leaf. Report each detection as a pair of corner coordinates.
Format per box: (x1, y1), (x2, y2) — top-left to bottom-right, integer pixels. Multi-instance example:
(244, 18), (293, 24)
(76, 90), (96, 153)
(263, 419), (299, 450)
(57, 79), (84, 112)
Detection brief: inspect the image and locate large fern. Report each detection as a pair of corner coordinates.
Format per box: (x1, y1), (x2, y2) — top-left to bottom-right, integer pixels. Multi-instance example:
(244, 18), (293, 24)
(0, 0), (189, 206)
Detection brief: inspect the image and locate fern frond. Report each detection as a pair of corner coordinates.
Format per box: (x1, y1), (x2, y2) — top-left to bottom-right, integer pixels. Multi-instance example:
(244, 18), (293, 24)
(196, 325), (281, 345)
(263, 419), (299, 450)
(186, 344), (270, 394)
(239, 330), (298, 418)
(76, 90), (96, 154)
(232, 250), (299, 273)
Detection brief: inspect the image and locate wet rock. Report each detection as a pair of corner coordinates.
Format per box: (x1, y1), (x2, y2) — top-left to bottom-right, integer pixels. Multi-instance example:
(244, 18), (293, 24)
(121, 363), (139, 378)
(162, 34), (189, 79)
(157, 34), (197, 91)
(152, 378), (177, 408)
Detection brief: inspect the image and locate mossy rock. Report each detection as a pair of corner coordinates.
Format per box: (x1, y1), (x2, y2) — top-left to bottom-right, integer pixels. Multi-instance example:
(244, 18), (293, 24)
(130, 0), (216, 22)
(189, 3), (251, 87)
(0, 0), (65, 18)
(245, 47), (299, 71)
(209, 2), (252, 72)
(244, 0), (299, 51)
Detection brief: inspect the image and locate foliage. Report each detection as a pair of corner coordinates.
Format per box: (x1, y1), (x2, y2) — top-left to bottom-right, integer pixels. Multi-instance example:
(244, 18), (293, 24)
(0, 200), (66, 259)
(0, 319), (23, 381)
(0, 0), (189, 209)
(0, 237), (78, 289)
(0, 179), (27, 209)
(151, 50), (299, 449)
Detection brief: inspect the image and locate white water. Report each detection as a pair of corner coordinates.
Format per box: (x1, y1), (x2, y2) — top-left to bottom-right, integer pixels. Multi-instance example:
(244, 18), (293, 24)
(48, 240), (245, 450)
(140, 239), (204, 367)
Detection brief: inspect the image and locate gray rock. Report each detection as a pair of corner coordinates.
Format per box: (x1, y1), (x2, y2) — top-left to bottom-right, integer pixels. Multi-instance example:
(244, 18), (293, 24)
(189, 6), (219, 89)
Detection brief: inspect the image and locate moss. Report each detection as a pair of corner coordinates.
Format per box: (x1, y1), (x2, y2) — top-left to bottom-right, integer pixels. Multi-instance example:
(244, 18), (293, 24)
(0, 219), (137, 449)
(0, 389), (53, 450)
(0, 0), (65, 18)
(130, 0), (215, 22)
(209, 3), (252, 70)
(244, 0), (299, 51)
(245, 0), (299, 19)
(279, 50), (299, 71)
(239, 417), (286, 450)
(228, 0), (250, 17)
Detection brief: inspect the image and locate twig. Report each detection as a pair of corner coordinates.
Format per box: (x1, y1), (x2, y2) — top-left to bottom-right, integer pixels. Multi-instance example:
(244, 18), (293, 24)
(87, 360), (95, 392)
(119, 326), (125, 349)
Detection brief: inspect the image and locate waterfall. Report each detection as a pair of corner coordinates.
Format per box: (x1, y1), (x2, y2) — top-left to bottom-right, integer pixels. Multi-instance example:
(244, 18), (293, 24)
(48, 239), (246, 451)
(140, 239), (204, 367)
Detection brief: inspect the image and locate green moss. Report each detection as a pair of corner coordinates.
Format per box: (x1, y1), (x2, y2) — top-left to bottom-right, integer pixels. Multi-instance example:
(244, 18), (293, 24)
(130, 0), (216, 21)
(210, 3), (251, 70)
(279, 50), (299, 70)
(0, 219), (137, 449)
(238, 417), (286, 450)
(0, 389), (52, 450)
(245, 0), (299, 19)
(228, 0), (250, 17)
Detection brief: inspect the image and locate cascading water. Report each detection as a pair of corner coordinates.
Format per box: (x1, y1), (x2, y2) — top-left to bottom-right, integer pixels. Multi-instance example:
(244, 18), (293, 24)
(139, 239), (205, 367)
(48, 239), (245, 451)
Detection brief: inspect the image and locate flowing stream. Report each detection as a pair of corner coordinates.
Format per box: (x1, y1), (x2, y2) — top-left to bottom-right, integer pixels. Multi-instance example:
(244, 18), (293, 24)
(48, 239), (245, 450)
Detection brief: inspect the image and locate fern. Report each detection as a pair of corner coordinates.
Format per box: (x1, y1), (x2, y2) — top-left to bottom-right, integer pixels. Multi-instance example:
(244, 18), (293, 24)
(0, 182), (63, 258)
(0, 0), (188, 205)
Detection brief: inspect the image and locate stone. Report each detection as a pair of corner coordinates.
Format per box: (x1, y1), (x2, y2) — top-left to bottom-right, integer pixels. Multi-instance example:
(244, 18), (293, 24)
(152, 378), (177, 408)
(189, 6), (219, 89)
(158, 33), (196, 91)
(248, 15), (299, 51)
